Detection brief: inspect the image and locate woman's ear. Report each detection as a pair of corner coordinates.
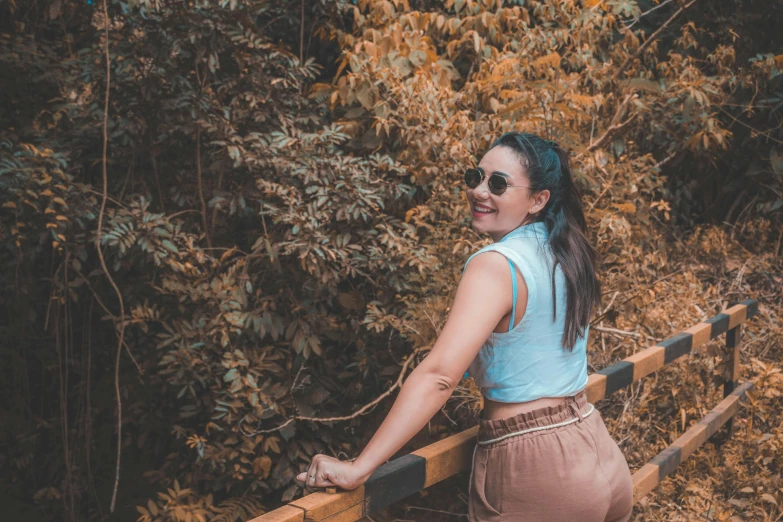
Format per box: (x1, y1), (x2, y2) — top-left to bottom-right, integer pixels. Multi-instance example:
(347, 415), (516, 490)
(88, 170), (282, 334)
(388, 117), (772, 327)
(531, 189), (550, 214)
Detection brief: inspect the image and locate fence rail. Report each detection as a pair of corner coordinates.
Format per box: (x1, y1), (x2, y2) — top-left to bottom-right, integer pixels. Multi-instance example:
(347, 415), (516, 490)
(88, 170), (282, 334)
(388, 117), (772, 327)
(253, 299), (758, 522)
(632, 381), (753, 503)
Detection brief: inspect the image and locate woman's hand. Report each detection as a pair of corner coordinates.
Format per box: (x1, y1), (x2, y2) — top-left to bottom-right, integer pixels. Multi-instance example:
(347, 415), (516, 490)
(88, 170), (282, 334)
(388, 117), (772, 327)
(295, 454), (370, 491)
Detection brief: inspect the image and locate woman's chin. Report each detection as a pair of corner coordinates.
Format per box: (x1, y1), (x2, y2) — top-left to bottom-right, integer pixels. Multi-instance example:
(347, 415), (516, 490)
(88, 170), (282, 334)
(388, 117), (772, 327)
(470, 220), (489, 235)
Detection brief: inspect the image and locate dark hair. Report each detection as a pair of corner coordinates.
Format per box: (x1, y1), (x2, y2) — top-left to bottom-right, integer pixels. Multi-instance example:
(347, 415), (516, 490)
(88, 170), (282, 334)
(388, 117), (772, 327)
(490, 132), (601, 351)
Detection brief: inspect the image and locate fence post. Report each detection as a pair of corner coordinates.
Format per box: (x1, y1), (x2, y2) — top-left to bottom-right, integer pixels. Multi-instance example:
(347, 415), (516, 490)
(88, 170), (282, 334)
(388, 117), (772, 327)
(723, 324), (742, 436)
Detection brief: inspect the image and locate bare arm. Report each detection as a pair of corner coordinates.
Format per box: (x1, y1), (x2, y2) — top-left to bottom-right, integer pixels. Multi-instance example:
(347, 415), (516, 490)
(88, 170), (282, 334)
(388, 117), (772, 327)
(351, 251), (528, 480)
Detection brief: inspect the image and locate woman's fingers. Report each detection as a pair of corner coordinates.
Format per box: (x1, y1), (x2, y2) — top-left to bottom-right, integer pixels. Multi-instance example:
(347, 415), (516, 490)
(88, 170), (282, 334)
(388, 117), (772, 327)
(306, 476), (337, 489)
(295, 455), (344, 489)
(295, 470), (336, 488)
(292, 456), (367, 492)
(306, 460), (319, 488)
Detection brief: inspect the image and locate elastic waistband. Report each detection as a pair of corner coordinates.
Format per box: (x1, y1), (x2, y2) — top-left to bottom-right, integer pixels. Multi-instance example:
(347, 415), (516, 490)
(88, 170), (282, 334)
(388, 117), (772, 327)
(478, 390), (592, 444)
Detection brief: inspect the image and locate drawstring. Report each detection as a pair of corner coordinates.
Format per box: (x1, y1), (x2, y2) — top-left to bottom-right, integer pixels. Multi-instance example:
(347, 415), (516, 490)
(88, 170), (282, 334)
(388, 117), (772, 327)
(477, 404), (594, 446)
(468, 443), (479, 497)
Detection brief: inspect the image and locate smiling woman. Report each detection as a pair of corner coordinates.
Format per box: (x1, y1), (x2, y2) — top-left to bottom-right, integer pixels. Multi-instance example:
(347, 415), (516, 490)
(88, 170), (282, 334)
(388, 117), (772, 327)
(464, 146), (550, 241)
(457, 133), (631, 521)
(297, 132), (632, 521)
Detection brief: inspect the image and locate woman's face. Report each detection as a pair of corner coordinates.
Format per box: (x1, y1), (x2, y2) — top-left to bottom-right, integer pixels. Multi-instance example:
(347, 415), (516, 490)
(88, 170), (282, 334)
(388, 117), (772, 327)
(467, 145), (550, 242)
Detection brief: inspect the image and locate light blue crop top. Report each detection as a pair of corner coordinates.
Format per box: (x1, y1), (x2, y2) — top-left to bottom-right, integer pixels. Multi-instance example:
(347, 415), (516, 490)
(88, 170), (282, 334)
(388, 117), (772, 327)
(462, 221), (589, 403)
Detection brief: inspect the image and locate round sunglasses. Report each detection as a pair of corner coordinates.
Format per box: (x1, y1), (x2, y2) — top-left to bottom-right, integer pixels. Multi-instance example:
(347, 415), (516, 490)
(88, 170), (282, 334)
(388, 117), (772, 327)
(463, 167), (527, 196)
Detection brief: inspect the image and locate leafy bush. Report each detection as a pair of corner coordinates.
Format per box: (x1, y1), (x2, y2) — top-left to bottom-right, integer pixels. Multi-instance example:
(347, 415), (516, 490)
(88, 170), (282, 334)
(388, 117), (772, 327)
(1, 0), (781, 521)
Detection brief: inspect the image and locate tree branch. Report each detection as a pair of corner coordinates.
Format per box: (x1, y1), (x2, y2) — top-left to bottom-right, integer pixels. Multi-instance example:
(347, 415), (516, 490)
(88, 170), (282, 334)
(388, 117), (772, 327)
(593, 325), (641, 338)
(196, 129), (212, 249)
(654, 150), (679, 170)
(587, 93), (637, 151)
(613, 0), (700, 83)
(238, 346), (426, 436)
(625, 0), (676, 29)
(96, 0), (127, 512)
(194, 59), (212, 249)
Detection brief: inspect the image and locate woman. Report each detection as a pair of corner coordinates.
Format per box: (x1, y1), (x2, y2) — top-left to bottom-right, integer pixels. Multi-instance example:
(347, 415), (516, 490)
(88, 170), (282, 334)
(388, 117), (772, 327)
(295, 133), (633, 521)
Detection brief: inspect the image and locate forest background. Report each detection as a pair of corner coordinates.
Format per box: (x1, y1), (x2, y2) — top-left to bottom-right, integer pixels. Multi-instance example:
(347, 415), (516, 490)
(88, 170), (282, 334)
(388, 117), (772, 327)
(1, 0), (782, 521)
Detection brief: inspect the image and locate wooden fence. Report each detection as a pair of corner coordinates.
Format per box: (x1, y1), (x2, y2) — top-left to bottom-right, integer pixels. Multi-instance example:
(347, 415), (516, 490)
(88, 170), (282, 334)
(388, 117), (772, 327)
(253, 299), (758, 522)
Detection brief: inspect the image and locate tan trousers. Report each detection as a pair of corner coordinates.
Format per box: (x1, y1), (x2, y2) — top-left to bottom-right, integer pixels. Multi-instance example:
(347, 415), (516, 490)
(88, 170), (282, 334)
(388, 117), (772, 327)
(469, 391), (633, 521)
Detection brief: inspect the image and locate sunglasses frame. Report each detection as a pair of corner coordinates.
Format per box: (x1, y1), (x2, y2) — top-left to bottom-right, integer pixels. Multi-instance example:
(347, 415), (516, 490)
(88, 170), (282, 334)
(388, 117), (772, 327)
(464, 167), (529, 196)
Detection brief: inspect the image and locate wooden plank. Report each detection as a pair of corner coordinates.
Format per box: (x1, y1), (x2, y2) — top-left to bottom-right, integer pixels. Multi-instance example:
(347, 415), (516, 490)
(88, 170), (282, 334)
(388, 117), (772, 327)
(248, 505), (305, 522)
(683, 323), (711, 352)
(412, 425), (478, 488)
(723, 325), (743, 435)
(588, 301), (758, 402)
(319, 503), (365, 522)
(704, 313), (730, 338)
(675, 421), (708, 457)
(289, 488), (365, 521)
(659, 332), (694, 364)
(627, 346), (665, 381)
(724, 325), (742, 396)
(725, 303), (748, 330)
(742, 299), (759, 319)
(632, 464), (659, 503)
(585, 373), (607, 403)
(632, 381), (753, 503)
(363, 454), (427, 513)
(598, 360), (635, 395)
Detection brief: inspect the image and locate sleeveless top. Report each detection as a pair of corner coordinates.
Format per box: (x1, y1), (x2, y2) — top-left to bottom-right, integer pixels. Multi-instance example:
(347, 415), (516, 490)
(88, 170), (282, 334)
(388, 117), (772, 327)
(462, 221), (589, 403)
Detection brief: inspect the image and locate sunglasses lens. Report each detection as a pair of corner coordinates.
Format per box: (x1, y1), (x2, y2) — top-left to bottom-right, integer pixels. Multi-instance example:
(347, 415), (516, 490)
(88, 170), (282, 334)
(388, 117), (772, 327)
(464, 169), (482, 188)
(488, 174), (508, 195)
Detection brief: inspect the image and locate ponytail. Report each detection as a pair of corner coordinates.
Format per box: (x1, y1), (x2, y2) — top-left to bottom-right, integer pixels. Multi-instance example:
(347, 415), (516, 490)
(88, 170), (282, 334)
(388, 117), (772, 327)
(490, 133), (601, 350)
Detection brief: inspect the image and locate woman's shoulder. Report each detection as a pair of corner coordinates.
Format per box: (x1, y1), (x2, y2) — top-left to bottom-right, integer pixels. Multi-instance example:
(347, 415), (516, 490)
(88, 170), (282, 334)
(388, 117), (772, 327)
(463, 246), (512, 273)
(463, 243), (540, 301)
(464, 242), (513, 268)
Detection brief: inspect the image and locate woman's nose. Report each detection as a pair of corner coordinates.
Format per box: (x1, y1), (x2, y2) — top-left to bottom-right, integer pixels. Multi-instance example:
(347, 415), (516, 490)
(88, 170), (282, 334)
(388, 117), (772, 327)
(473, 178), (491, 198)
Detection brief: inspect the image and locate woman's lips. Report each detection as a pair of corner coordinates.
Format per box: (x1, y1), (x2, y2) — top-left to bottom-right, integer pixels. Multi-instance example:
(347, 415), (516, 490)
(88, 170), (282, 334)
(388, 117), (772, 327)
(472, 202), (496, 217)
